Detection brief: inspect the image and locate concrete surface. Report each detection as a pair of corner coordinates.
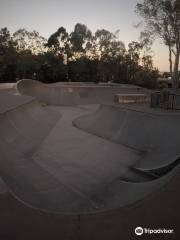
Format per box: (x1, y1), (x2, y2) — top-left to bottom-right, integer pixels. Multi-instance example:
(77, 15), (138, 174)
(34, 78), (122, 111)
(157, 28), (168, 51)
(0, 83), (16, 90)
(74, 104), (180, 166)
(114, 93), (150, 103)
(0, 80), (179, 239)
(17, 79), (149, 106)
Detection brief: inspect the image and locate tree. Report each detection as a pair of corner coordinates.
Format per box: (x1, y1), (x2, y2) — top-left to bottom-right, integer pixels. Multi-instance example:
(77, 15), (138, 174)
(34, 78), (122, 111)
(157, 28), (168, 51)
(70, 23), (92, 57)
(136, 0), (180, 89)
(16, 51), (40, 79)
(46, 27), (69, 57)
(0, 23), (158, 87)
(13, 29), (47, 54)
(93, 29), (126, 82)
(128, 41), (143, 64)
(134, 68), (159, 88)
(94, 29), (114, 59)
(142, 54), (153, 70)
(0, 28), (17, 82)
(68, 57), (98, 82)
(39, 52), (67, 82)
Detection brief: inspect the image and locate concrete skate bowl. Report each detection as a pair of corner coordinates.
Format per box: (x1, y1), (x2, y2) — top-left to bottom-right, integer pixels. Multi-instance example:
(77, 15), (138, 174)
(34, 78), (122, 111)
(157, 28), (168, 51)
(0, 88), (179, 215)
(0, 86), (180, 239)
(73, 104), (180, 205)
(17, 79), (146, 106)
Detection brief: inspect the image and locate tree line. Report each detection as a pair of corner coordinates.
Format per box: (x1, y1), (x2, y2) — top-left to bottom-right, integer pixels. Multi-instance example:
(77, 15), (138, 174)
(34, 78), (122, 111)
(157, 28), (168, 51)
(0, 23), (159, 88)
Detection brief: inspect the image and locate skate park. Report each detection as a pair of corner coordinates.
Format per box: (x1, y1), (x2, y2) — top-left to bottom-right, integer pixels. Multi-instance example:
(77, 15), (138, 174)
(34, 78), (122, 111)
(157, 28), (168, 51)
(1, 0), (180, 237)
(0, 79), (179, 239)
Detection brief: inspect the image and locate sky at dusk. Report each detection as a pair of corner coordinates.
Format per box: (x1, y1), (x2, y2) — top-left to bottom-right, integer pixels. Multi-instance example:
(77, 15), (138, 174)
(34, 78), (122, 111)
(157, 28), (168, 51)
(0, 0), (169, 71)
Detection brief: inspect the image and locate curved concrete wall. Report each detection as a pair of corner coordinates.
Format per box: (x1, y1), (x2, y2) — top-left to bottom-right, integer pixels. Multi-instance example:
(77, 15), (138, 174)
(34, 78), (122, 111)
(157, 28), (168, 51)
(17, 79), (148, 105)
(73, 104), (180, 169)
(17, 79), (80, 106)
(0, 98), (178, 215)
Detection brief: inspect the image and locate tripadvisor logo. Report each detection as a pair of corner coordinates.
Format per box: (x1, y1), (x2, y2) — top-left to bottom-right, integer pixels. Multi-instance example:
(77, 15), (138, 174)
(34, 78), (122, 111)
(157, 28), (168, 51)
(135, 227), (143, 236)
(135, 227), (174, 236)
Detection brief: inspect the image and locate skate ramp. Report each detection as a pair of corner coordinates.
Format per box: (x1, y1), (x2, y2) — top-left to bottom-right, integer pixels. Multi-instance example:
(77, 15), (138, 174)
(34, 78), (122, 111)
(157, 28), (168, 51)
(0, 89), (179, 214)
(0, 86), (179, 239)
(73, 104), (180, 180)
(17, 79), (148, 106)
(17, 79), (80, 106)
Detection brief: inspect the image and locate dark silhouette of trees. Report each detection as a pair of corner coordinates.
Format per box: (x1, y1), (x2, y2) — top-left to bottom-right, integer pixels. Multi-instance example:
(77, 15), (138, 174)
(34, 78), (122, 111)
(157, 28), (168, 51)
(13, 29), (47, 54)
(46, 27), (69, 57)
(0, 24), (159, 88)
(70, 23), (92, 56)
(0, 28), (18, 82)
